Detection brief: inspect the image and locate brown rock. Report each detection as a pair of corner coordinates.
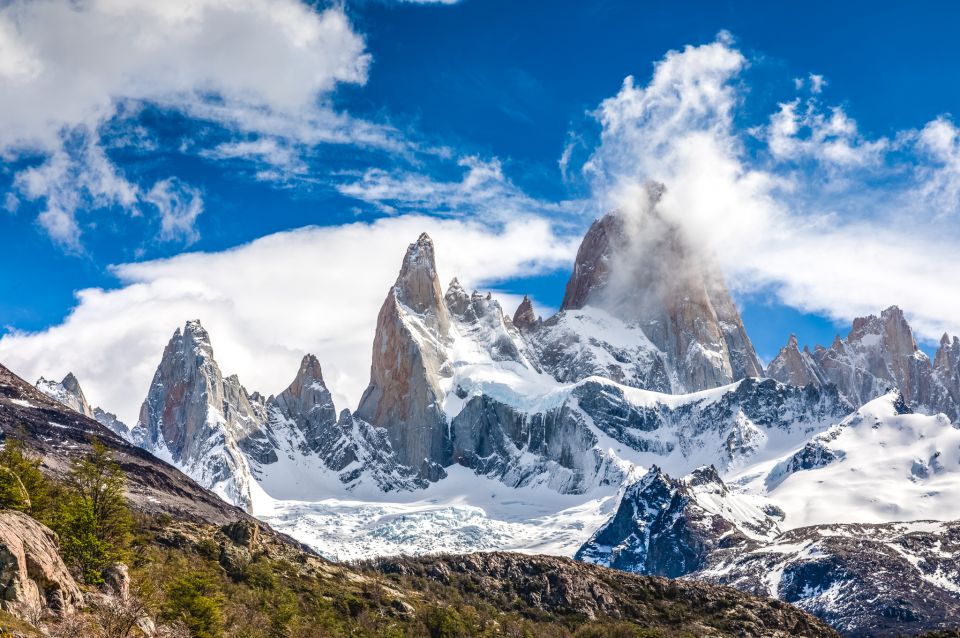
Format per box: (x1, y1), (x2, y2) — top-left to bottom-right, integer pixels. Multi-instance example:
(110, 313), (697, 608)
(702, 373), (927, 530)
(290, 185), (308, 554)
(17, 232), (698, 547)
(355, 233), (451, 477)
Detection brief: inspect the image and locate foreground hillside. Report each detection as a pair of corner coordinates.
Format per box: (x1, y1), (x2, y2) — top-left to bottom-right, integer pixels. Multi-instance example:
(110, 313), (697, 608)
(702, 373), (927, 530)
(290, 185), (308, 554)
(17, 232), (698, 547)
(0, 361), (838, 637)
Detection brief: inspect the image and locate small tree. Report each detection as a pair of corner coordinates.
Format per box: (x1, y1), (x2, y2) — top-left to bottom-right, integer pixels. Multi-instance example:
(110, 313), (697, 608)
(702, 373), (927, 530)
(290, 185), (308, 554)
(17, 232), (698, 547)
(54, 439), (132, 584)
(0, 435), (49, 517)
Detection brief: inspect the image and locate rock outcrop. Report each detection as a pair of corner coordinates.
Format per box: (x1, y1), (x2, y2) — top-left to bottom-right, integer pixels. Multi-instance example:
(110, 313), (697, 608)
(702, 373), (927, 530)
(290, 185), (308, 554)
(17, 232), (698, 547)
(355, 233), (452, 480)
(35, 373), (94, 418)
(934, 332), (960, 420)
(0, 510), (83, 620)
(766, 306), (959, 421)
(576, 466), (780, 576)
(511, 295), (539, 332)
(267, 354), (339, 457)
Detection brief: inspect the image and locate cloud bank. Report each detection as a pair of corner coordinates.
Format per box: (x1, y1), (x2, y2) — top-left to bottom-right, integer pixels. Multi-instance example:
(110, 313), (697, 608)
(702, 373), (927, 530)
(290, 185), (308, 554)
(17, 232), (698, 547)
(0, 216), (577, 425)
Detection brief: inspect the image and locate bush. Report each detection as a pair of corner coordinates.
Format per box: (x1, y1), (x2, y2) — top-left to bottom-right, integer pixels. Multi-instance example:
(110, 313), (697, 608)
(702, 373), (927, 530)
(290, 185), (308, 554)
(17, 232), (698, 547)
(0, 436), (49, 518)
(162, 571), (225, 638)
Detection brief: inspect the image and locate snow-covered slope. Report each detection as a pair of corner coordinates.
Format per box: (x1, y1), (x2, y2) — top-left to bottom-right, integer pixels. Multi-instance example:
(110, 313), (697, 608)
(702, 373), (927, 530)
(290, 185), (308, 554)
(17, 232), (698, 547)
(735, 390), (960, 528)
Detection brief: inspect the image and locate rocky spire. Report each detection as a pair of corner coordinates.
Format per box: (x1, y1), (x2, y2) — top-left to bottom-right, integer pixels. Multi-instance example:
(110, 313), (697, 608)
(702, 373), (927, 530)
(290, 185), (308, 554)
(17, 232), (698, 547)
(355, 234), (452, 479)
(394, 232), (450, 335)
(557, 194), (762, 392)
(512, 296), (539, 332)
(766, 335), (825, 388)
(133, 319), (273, 511)
(934, 333), (960, 421)
(35, 373), (94, 418)
(269, 354), (339, 455)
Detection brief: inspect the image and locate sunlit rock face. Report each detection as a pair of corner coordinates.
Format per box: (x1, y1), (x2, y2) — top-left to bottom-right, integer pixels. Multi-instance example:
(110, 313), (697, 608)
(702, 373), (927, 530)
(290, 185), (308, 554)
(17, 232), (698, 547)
(355, 233), (452, 480)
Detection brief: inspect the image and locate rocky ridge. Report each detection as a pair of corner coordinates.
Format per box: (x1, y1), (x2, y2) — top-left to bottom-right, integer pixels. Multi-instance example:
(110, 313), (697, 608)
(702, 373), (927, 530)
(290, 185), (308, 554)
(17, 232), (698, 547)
(766, 306), (960, 422)
(34, 373), (130, 438)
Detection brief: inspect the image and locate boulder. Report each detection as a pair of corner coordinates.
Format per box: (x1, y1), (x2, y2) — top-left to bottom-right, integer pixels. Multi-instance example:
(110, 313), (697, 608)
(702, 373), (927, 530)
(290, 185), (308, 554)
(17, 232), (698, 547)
(0, 510), (83, 619)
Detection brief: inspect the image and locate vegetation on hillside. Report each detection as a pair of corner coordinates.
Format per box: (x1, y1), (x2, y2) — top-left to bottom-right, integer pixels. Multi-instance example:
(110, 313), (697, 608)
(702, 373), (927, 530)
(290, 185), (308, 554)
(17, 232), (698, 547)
(0, 433), (841, 637)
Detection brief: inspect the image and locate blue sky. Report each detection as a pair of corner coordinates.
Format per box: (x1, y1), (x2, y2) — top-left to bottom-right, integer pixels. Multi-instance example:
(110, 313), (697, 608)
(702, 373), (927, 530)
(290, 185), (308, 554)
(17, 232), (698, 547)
(1, 0), (960, 420)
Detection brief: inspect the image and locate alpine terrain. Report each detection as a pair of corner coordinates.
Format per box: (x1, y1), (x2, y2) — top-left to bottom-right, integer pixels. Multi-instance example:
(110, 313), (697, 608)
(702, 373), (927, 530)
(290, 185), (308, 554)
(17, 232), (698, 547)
(17, 202), (960, 637)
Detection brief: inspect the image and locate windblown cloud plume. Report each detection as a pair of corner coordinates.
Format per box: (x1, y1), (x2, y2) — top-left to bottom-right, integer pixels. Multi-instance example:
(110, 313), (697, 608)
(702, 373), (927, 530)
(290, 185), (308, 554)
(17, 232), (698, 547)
(580, 33), (960, 345)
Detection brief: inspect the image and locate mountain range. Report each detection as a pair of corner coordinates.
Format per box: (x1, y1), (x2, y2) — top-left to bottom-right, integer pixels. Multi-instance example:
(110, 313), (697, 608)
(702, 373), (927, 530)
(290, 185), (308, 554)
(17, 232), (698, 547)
(28, 197), (960, 636)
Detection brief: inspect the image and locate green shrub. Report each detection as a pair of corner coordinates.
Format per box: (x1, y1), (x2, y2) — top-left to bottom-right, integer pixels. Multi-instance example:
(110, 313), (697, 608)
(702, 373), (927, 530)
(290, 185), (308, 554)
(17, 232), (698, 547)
(52, 439), (131, 584)
(163, 571), (225, 638)
(0, 436), (49, 518)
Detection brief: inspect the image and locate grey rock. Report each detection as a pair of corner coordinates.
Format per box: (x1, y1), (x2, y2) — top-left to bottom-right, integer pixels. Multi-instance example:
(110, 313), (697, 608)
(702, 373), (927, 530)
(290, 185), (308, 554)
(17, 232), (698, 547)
(266, 354), (339, 457)
(35, 373), (94, 418)
(0, 510), (83, 619)
(576, 466), (777, 577)
(767, 306), (960, 422)
(549, 201), (761, 393)
(132, 320), (273, 510)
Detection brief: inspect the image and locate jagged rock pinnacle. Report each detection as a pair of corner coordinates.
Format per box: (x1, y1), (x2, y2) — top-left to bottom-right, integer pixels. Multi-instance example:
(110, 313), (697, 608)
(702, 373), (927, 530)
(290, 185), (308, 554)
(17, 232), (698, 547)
(512, 295), (538, 332)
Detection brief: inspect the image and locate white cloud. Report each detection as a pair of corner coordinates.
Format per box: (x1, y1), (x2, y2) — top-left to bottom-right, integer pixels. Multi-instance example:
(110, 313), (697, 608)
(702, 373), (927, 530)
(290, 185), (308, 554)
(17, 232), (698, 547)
(0, 215), (577, 426)
(580, 34), (960, 347)
(145, 178), (204, 243)
(338, 155), (584, 223)
(915, 116), (960, 217)
(808, 73), (827, 94)
(14, 128), (139, 249)
(0, 0), (379, 245)
(764, 99), (888, 167)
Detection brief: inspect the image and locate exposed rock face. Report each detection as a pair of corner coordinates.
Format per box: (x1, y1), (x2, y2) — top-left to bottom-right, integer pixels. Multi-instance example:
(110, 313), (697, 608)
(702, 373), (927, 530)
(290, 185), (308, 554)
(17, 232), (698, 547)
(355, 233), (452, 480)
(550, 204), (762, 393)
(576, 466), (779, 576)
(449, 391), (626, 494)
(765, 335), (825, 388)
(448, 376), (849, 494)
(934, 333), (960, 420)
(267, 354), (339, 456)
(35, 373), (94, 418)
(0, 510), (83, 619)
(133, 320), (274, 510)
(698, 521), (960, 638)
(766, 306), (959, 421)
(91, 407), (131, 439)
(511, 295), (539, 332)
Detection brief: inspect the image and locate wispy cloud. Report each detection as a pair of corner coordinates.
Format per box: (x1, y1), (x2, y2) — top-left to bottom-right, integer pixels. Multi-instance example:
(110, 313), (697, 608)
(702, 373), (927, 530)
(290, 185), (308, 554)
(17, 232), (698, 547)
(337, 155), (586, 224)
(0, 0), (378, 247)
(145, 178), (204, 244)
